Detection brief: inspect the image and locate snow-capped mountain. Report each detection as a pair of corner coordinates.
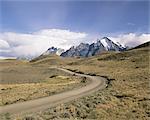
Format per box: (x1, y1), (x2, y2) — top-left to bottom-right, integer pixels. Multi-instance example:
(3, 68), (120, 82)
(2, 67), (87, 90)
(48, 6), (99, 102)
(61, 37), (126, 57)
(42, 47), (64, 56)
(41, 37), (126, 57)
(100, 37), (125, 51)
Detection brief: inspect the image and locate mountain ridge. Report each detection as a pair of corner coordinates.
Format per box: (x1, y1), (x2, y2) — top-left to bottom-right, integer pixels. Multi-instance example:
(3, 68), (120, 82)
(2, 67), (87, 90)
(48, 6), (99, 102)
(61, 37), (126, 57)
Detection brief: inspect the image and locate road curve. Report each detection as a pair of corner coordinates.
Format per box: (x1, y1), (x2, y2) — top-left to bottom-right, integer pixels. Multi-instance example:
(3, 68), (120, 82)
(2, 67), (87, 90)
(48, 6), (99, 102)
(0, 67), (106, 115)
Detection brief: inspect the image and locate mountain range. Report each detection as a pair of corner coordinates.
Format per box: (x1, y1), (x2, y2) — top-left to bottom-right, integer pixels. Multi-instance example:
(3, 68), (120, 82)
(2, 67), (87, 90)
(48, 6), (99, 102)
(42, 37), (126, 57)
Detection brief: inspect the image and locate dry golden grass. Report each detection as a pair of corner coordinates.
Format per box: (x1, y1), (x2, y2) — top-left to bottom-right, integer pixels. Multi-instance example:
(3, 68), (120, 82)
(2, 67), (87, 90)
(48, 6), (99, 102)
(1, 47), (149, 120)
(0, 60), (84, 106)
(30, 54), (80, 66)
(0, 76), (80, 106)
(18, 47), (149, 120)
(61, 47), (150, 120)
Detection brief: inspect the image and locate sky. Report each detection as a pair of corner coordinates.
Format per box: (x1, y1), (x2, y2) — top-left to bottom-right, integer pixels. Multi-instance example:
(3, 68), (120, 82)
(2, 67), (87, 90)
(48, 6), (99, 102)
(0, 0), (149, 58)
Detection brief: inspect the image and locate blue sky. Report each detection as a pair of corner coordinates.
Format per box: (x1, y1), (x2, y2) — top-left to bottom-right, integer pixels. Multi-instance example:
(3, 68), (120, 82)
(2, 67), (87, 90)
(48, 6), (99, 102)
(0, 0), (149, 58)
(1, 0), (149, 35)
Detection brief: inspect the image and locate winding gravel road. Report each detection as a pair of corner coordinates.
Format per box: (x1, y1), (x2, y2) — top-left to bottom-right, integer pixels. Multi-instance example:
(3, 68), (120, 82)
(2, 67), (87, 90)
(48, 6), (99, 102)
(0, 67), (106, 115)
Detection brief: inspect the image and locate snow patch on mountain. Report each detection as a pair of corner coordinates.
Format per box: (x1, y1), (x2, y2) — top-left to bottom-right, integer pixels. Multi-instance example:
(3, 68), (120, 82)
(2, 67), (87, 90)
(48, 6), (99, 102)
(42, 47), (64, 56)
(61, 37), (126, 57)
(100, 38), (109, 50)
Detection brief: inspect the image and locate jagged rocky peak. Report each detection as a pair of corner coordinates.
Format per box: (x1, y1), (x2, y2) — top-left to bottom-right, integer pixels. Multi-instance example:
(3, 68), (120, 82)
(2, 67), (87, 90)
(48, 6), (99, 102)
(61, 46), (75, 57)
(78, 43), (89, 47)
(76, 43), (90, 51)
(101, 37), (110, 41)
(70, 46), (75, 50)
(99, 37), (125, 51)
(47, 47), (57, 52)
(61, 37), (126, 57)
(42, 47), (64, 56)
(61, 43), (90, 57)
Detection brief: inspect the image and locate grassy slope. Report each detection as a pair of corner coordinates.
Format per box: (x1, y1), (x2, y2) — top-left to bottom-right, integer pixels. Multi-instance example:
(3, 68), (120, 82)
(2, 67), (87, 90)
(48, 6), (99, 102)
(1, 46), (149, 119)
(20, 47), (150, 120)
(0, 59), (85, 106)
(30, 54), (80, 66)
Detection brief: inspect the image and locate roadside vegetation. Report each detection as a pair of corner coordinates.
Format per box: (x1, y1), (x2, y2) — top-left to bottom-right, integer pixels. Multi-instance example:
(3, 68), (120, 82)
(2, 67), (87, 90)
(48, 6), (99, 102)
(0, 46), (149, 120)
(0, 60), (86, 106)
(20, 47), (150, 120)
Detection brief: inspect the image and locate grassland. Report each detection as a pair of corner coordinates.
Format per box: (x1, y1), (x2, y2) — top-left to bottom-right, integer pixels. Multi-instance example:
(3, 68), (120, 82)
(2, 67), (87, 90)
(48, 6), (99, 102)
(0, 60), (86, 106)
(0, 46), (149, 120)
(18, 47), (150, 120)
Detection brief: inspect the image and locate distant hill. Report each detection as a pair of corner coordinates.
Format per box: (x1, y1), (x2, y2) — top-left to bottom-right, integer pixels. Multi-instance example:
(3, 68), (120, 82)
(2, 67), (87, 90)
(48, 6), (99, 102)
(31, 38), (149, 62)
(30, 41), (149, 67)
(30, 47), (65, 63)
(131, 41), (150, 50)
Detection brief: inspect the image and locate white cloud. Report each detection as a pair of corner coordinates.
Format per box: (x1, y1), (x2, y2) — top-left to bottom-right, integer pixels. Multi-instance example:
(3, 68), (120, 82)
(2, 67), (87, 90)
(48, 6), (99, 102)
(0, 39), (10, 49)
(109, 33), (150, 47)
(0, 29), (87, 58)
(0, 30), (149, 58)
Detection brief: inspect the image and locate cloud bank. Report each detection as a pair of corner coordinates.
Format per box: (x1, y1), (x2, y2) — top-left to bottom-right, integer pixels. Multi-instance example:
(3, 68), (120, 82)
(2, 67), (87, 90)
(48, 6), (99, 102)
(0, 29), (149, 58)
(109, 33), (150, 47)
(0, 29), (87, 58)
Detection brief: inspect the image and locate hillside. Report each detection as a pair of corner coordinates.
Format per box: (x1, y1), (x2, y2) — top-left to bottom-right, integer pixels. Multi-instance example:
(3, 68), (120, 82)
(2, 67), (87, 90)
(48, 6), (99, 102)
(131, 41), (150, 50)
(15, 44), (150, 120)
(30, 54), (80, 66)
(0, 59), (86, 107)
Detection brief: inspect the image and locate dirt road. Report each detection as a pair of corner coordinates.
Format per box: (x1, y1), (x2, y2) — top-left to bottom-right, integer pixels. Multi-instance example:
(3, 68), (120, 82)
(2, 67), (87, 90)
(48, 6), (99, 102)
(0, 67), (106, 115)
